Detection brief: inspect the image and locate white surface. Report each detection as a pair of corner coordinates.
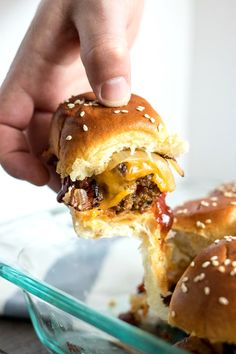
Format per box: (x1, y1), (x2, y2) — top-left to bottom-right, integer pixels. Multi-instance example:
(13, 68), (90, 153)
(0, 0), (39, 83)
(188, 0), (236, 179)
(0, 210), (72, 313)
(0, 166), (57, 223)
(131, 0), (194, 138)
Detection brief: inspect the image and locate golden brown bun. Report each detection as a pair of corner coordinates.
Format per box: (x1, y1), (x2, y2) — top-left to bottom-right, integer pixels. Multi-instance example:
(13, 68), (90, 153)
(169, 238), (236, 344)
(70, 204), (172, 319)
(144, 182), (236, 321)
(173, 182), (236, 241)
(48, 93), (187, 318)
(174, 336), (224, 354)
(71, 208), (158, 239)
(48, 92), (187, 180)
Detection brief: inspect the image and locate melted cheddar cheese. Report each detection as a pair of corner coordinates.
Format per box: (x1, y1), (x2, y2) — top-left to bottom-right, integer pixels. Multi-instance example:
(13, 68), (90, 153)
(95, 156), (175, 209)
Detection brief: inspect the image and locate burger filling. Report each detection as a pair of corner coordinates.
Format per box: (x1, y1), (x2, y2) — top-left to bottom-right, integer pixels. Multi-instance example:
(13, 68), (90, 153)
(57, 150), (183, 215)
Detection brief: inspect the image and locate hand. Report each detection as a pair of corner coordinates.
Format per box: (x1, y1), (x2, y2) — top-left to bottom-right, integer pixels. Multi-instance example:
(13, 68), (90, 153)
(0, 0), (143, 190)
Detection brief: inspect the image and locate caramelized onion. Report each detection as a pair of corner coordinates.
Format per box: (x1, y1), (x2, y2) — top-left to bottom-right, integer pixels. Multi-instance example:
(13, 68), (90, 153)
(107, 150), (144, 171)
(167, 158), (184, 177)
(106, 150), (181, 192)
(73, 188), (90, 210)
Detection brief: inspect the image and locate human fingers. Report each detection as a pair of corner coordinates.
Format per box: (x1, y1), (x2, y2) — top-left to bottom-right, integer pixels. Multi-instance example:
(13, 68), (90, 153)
(72, 0), (143, 107)
(0, 85), (49, 185)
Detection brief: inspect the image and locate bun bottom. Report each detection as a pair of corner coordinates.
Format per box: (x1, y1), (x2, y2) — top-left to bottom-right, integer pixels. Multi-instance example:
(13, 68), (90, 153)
(71, 206), (223, 322)
(70, 208), (158, 239)
(71, 207), (172, 319)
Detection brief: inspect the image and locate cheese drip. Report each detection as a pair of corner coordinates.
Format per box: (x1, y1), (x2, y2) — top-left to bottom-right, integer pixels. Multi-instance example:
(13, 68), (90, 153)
(95, 152), (176, 209)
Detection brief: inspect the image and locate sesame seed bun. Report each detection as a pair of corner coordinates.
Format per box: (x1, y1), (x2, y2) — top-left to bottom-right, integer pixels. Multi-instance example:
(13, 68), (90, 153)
(174, 336), (224, 354)
(144, 182), (236, 322)
(169, 237), (236, 344)
(165, 182), (236, 290)
(47, 92), (187, 241)
(48, 92), (186, 180)
(47, 93), (187, 318)
(173, 182), (236, 242)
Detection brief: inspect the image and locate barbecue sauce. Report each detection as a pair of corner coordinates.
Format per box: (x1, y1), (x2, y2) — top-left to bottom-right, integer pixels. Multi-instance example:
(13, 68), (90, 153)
(153, 193), (173, 236)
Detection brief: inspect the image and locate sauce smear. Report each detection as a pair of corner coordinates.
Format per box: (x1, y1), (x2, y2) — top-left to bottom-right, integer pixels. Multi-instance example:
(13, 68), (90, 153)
(153, 193), (173, 235)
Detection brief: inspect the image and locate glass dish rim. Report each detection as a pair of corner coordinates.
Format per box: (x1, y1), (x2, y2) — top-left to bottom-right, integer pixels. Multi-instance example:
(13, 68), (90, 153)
(0, 261), (185, 354)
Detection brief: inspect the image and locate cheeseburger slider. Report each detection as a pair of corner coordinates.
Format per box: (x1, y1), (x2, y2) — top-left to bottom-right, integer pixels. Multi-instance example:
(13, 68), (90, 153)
(166, 181), (236, 289)
(48, 92), (186, 239)
(47, 92), (187, 320)
(125, 182), (236, 322)
(169, 237), (236, 350)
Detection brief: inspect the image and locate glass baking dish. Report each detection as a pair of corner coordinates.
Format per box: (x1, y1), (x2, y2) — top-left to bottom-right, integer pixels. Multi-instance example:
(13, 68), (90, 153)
(0, 235), (186, 354)
(0, 178), (221, 354)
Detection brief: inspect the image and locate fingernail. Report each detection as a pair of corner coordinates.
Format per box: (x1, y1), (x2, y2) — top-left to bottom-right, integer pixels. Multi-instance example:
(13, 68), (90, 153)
(99, 77), (131, 107)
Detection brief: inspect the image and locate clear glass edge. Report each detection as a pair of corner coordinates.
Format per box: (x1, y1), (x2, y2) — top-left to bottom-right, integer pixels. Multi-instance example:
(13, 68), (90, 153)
(0, 262), (185, 354)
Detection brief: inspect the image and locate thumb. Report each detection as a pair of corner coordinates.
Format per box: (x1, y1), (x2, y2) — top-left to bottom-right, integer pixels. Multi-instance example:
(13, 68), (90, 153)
(72, 1), (131, 107)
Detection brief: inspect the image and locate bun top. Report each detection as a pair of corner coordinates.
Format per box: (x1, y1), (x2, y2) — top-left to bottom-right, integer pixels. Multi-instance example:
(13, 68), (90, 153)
(48, 93), (187, 180)
(169, 237), (236, 344)
(173, 182), (236, 241)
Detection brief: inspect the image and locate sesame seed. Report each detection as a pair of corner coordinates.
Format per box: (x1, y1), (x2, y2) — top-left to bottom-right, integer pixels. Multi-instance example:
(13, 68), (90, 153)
(196, 221), (206, 229)
(218, 266), (225, 273)
(176, 208), (188, 214)
(200, 200), (210, 207)
(171, 310), (176, 318)
(211, 196), (218, 201)
(181, 282), (188, 293)
(204, 287), (210, 295)
(230, 269), (236, 276)
(224, 259), (231, 266)
(212, 202), (218, 207)
(190, 261), (195, 267)
(224, 236), (233, 242)
(202, 261), (211, 268)
(82, 124), (88, 132)
(150, 117), (156, 123)
(214, 239), (220, 244)
(218, 297), (229, 305)
(121, 110), (128, 113)
(230, 201), (236, 205)
(80, 111), (85, 117)
(173, 217), (178, 223)
(182, 276), (189, 282)
(113, 110), (120, 114)
(205, 219), (212, 224)
(212, 260), (220, 267)
(67, 103), (75, 109)
(224, 192), (234, 198)
(66, 135), (72, 141)
(74, 99), (84, 105)
(144, 113), (150, 119)
(91, 100), (99, 106)
(136, 106), (145, 111)
(211, 256), (218, 261)
(193, 273), (205, 282)
(232, 261), (236, 267)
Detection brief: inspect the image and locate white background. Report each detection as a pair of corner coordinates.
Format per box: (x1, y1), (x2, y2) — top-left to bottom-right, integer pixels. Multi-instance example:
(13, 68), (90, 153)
(0, 0), (235, 222)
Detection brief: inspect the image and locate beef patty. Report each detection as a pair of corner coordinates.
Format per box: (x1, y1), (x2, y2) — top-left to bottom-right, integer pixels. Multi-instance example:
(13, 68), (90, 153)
(57, 163), (161, 213)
